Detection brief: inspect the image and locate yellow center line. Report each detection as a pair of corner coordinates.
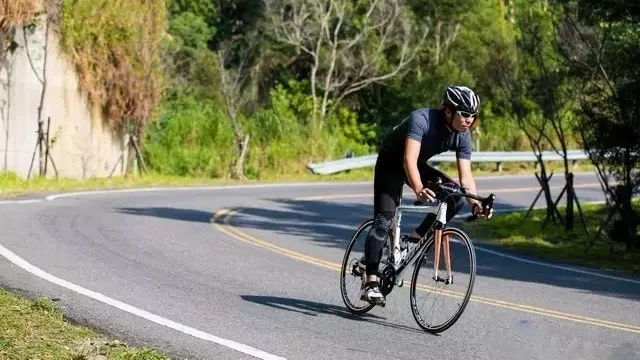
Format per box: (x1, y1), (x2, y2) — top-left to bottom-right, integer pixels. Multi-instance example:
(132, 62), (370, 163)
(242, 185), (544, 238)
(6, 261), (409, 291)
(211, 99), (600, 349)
(212, 210), (341, 271)
(210, 200), (640, 335)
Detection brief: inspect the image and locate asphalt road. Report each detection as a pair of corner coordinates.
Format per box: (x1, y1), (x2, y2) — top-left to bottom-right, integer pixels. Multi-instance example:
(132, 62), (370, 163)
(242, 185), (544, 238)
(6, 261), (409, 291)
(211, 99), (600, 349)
(0, 172), (638, 359)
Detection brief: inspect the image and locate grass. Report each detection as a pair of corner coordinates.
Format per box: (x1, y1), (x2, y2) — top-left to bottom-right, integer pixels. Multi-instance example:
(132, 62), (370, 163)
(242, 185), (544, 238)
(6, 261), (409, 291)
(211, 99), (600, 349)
(0, 169), (377, 199)
(0, 288), (167, 359)
(463, 201), (640, 274)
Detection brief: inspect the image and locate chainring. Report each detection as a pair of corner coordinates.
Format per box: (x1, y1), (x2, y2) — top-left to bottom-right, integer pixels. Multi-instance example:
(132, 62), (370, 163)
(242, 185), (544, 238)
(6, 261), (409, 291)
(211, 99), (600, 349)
(378, 264), (396, 296)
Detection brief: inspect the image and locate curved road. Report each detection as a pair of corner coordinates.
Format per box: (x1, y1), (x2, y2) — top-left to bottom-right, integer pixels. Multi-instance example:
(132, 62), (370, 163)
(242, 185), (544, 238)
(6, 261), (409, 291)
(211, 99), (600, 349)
(0, 173), (639, 359)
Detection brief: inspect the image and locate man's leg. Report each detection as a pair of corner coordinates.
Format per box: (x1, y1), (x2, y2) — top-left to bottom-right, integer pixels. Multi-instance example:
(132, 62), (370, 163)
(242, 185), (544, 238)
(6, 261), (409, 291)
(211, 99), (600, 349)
(362, 160), (403, 303)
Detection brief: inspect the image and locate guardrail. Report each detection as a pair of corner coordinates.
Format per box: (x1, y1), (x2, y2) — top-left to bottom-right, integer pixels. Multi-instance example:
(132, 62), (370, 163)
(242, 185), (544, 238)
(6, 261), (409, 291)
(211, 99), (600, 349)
(307, 150), (588, 175)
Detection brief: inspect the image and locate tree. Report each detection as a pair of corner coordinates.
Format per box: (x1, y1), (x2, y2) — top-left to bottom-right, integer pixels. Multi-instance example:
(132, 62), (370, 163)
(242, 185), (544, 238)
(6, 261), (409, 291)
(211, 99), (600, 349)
(217, 39), (256, 179)
(266, 0), (427, 128)
(557, 0), (640, 249)
(493, 0), (583, 231)
(516, 1), (581, 230)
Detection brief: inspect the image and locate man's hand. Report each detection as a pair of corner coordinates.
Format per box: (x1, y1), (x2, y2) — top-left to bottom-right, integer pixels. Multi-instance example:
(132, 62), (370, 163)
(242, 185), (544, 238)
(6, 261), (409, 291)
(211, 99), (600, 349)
(472, 202), (493, 219)
(415, 187), (437, 202)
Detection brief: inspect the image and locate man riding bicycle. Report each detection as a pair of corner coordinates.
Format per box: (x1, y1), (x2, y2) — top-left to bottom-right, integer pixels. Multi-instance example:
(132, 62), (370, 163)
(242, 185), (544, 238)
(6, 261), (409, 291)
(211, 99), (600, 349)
(361, 85), (493, 305)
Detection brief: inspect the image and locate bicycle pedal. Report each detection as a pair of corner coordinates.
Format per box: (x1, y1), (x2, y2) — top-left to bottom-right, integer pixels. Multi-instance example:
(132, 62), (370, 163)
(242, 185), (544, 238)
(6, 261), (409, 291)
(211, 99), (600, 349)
(395, 279), (404, 287)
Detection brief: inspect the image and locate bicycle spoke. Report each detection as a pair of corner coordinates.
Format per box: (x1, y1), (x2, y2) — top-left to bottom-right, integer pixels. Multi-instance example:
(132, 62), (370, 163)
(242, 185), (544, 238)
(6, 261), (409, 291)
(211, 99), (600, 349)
(340, 220), (376, 313)
(410, 228), (476, 333)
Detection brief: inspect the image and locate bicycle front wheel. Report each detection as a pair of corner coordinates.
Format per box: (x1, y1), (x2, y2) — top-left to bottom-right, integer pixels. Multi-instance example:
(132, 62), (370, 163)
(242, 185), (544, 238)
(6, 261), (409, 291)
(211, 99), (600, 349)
(340, 219), (376, 314)
(410, 227), (476, 333)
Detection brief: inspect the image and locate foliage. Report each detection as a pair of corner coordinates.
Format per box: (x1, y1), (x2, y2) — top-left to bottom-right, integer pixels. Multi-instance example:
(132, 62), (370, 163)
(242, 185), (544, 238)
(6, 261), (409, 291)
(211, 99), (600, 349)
(0, 0), (36, 30)
(168, 0), (218, 37)
(164, 10), (219, 95)
(144, 80), (374, 179)
(0, 0), (36, 70)
(59, 0), (166, 133)
(143, 94), (233, 177)
(557, 0), (640, 249)
(266, 0), (426, 126)
(247, 80), (374, 177)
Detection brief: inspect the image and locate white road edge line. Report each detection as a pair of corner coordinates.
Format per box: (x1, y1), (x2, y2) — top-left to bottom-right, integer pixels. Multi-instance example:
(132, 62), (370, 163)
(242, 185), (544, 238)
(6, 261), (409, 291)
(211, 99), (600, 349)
(0, 243), (286, 360)
(456, 205), (640, 285)
(44, 182), (372, 201)
(0, 199), (42, 205)
(472, 245), (640, 285)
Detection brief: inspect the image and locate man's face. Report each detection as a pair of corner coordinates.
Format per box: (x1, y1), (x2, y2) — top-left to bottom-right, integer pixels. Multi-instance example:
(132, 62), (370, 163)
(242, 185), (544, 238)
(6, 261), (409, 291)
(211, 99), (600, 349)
(447, 109), (475, 132)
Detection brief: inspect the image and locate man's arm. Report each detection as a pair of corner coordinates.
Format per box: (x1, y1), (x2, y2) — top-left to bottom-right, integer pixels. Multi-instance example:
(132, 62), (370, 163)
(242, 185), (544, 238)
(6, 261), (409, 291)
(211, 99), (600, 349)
(405, 138), (435, 201)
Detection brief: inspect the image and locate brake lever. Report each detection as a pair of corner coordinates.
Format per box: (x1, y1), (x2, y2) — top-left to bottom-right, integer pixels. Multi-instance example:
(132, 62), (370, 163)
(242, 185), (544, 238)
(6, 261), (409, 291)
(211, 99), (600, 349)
(466, 193), (496, 222)
(483, 194), (496, 215)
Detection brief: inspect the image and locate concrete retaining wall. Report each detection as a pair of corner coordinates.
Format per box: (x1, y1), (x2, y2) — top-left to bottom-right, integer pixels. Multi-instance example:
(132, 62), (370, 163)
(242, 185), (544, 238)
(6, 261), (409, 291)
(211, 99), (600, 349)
(0, 17), (126, 179)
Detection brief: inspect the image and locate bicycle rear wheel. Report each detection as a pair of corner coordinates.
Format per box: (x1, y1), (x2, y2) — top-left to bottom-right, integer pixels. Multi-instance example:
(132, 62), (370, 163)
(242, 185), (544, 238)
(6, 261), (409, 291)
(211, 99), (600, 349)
(340, 219), (376, 314)
(410, 227), (476, 333)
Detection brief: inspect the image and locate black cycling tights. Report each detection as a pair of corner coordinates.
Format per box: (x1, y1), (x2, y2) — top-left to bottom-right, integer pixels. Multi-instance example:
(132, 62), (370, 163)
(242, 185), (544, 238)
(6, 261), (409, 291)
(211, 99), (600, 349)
(364, 158), (464, 276)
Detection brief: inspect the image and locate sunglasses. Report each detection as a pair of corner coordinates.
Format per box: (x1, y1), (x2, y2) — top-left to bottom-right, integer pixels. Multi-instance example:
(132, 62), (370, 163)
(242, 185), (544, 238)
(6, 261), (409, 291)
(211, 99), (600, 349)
(455, 110), (476, 119)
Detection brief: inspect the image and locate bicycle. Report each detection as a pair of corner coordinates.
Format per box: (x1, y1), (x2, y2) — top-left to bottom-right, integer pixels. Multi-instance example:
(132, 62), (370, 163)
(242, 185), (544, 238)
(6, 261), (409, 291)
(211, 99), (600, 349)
(339, 179), (495, 333)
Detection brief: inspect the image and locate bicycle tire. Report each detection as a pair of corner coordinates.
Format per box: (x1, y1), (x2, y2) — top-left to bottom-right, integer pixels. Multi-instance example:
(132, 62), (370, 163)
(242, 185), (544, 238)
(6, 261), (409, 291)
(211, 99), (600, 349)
(409, 227), (476, 333)
(340, 219), (376, 314)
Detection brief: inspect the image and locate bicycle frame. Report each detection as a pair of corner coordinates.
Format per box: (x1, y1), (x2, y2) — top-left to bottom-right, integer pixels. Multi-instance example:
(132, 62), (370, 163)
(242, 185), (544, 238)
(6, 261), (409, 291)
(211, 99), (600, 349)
(390, 198), (449, 280)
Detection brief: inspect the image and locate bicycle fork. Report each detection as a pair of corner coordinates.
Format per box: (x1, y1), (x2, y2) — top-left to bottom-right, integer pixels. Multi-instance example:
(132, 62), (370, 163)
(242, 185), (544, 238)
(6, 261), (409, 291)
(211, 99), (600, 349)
(433, 229), (452, 281)
(432, 202), (452, 283)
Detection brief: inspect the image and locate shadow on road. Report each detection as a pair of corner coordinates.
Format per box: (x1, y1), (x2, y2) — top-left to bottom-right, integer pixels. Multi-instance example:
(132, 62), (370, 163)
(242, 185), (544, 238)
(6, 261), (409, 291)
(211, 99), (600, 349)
(227, 198), (640, 302)
(116, 207), (213, 223)
(240, 295), (429, 335)
(114, 199), (640, 302)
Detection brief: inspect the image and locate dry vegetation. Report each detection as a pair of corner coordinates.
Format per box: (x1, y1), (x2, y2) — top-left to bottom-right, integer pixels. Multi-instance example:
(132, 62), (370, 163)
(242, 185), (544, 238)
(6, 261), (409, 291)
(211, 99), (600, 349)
(0, 0), (36, 65)
(59, 0), (166, 134)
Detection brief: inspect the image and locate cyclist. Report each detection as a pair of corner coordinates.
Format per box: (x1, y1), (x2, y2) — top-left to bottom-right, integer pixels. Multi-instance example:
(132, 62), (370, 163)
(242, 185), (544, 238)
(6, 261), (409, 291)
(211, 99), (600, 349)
(361, 85), (493, 305)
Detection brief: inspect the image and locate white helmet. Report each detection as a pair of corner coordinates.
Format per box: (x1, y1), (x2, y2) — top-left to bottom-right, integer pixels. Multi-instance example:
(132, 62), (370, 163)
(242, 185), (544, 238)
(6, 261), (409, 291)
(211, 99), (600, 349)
(442, 85), (480, 114)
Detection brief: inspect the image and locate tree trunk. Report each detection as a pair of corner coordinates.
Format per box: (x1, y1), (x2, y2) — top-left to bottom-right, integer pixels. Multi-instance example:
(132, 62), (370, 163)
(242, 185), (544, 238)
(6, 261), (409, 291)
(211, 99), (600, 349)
(565, 171), (574, 231)
(232, 134), (250, 180)
(434, 17), (441, 65)
(125, 135), (136, 177)
(615, 184), (638, 250)
(310, 63), (319, 127)
(539, 160), (556, 223)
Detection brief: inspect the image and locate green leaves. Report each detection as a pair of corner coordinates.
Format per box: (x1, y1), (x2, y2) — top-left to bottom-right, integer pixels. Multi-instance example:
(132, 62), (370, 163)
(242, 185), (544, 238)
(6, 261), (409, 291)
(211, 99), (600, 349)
(169, 12), (214, 50)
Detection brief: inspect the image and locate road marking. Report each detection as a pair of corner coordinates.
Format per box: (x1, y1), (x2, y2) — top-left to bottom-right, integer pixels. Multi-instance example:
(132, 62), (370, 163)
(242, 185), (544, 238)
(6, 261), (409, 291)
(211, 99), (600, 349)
(212, 209), (339, 271)
(40, 182), (370, 202)
(0, 199), (42, 205)
(473, 245), (640, 285)
(212, 207), (640, 335)
(0, 182), (373, 205)
(0, 242), (286, 360)
(412, 282), (640, 333)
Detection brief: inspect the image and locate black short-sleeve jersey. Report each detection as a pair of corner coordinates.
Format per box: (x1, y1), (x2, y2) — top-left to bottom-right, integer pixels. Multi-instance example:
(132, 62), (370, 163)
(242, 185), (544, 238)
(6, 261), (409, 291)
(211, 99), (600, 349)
(379, 108), (472, 165)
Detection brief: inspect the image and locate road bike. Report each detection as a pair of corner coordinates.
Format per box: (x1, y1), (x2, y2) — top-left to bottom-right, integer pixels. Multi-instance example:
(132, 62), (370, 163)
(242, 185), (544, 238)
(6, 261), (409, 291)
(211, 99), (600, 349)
(339, 179), (495, 333)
